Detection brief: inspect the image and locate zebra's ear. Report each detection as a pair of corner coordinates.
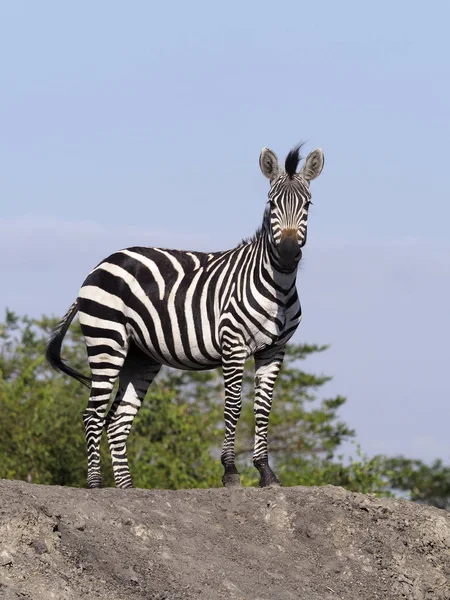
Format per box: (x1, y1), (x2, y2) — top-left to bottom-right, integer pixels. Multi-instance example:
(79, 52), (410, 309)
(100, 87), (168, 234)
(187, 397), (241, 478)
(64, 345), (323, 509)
(300, 149), (324, 182)
(259, 147), (280, 180)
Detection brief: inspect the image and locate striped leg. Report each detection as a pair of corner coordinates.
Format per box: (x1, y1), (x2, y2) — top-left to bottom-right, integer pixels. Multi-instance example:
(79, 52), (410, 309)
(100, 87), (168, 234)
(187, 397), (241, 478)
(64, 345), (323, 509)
(105, 346), (161, 489)
(253, 347), (285, 487)
(80, 312), (130, 489)
(220, 347), (247, 487)
(83, 346), (127, 489)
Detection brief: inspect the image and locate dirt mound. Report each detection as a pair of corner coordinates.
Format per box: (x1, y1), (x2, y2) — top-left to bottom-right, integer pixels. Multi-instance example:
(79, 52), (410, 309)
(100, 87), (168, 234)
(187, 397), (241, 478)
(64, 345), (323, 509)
(0, 479), (449, 600)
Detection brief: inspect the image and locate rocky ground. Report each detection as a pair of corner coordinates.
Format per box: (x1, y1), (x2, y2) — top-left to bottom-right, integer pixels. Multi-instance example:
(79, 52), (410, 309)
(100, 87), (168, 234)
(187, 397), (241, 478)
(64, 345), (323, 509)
(0, 479), (449, 599)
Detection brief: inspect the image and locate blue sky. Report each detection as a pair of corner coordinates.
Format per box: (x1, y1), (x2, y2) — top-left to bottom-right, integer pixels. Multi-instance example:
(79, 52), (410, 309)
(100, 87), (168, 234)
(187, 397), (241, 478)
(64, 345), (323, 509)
(1, 1), (449, 464)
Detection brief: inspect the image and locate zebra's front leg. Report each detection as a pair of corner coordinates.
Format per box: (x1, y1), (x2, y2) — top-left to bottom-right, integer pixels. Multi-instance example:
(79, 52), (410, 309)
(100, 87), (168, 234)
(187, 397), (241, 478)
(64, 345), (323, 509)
(253, 348), (285, 487)
(220, 347), (246, 487)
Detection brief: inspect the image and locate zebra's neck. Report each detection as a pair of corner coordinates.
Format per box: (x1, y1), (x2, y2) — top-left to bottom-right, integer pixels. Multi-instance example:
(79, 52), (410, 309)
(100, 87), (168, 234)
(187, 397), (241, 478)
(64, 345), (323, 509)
(244, 232), (298, 297)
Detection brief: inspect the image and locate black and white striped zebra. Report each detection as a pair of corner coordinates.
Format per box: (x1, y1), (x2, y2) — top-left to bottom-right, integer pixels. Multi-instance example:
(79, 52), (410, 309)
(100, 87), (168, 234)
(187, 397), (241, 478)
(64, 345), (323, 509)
(46, 144), (324, 489)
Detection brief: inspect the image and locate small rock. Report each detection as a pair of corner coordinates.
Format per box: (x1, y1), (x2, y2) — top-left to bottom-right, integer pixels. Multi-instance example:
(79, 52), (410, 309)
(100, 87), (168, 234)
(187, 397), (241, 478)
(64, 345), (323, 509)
(31, 539), (48, 555)
(0, 550), (13, 567)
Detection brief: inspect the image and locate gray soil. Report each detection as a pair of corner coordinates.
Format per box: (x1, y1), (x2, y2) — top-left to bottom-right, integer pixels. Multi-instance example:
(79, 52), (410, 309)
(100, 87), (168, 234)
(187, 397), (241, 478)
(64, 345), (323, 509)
(0, 479), (449, 600)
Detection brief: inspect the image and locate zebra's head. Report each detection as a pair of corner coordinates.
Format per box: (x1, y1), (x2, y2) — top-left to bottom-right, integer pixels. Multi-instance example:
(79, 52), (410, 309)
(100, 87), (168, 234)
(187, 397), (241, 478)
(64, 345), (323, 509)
(260, 145), (324, 272)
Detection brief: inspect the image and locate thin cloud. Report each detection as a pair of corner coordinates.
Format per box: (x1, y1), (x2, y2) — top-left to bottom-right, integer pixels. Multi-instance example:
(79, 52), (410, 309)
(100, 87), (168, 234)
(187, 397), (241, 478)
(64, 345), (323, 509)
(0, 215), (214, 272)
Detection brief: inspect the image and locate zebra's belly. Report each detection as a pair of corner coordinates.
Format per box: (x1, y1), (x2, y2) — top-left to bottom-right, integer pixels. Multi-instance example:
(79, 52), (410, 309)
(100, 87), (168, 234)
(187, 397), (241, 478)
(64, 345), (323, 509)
(129, 317), (284, 369)
(129, 327), (223, 371)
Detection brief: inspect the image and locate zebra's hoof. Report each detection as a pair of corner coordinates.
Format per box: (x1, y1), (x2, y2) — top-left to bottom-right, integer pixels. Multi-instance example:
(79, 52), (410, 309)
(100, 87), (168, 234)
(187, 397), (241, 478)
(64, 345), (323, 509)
(222, 473), (242, 487)
(254, 459), (282, 488)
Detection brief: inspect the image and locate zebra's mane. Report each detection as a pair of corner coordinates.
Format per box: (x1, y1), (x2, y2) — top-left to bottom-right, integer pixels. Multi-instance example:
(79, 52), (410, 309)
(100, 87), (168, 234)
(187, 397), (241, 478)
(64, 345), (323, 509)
(284, 143), (304, 178)
(239, 223), (266, 246)
(239, 143), (305, 246)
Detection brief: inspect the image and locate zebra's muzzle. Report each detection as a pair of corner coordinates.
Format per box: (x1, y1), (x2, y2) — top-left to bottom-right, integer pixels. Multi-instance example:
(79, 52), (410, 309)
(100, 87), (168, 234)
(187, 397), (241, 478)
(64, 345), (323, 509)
(277, 236), (302, 271)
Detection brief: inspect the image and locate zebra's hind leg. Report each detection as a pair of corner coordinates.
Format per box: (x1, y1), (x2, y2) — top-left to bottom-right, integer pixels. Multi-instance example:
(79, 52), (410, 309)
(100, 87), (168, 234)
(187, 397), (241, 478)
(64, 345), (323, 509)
(81, 315), (129, 489)
(105, 344), (161, 489)
(83, 357), (126, 489)
(252, 348), (286, 488)
(220, 346), (246, 487)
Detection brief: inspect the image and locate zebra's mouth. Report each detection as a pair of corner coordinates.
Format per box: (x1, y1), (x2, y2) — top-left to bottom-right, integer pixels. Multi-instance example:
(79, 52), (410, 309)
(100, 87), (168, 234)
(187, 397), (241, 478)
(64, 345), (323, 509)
(277, 236), (302, 272)
(277, 250), (302, 273)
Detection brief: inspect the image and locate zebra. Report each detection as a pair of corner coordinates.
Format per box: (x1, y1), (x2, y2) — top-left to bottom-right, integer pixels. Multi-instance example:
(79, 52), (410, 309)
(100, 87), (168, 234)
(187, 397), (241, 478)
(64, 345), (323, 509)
(46, 143), (324, 489)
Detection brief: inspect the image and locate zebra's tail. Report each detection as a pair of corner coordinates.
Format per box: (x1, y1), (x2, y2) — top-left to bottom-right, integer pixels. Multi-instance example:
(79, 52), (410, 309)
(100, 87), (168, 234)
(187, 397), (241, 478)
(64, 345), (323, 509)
(45, 300), (92, 388)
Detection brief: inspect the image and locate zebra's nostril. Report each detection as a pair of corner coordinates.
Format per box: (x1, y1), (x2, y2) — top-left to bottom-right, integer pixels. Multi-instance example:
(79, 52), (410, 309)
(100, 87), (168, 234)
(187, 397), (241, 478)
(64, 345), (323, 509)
(280, 228), (298, 243)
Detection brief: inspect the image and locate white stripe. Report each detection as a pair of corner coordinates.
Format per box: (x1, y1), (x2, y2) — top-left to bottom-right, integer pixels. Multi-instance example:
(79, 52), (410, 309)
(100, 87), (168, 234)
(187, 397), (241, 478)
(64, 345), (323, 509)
(184, 267), (205, 358)
(186, 252), (201, 269)
(84, 335), (126, 350)
(78, 312), (125, 335)
(89, 355), (124, 366)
